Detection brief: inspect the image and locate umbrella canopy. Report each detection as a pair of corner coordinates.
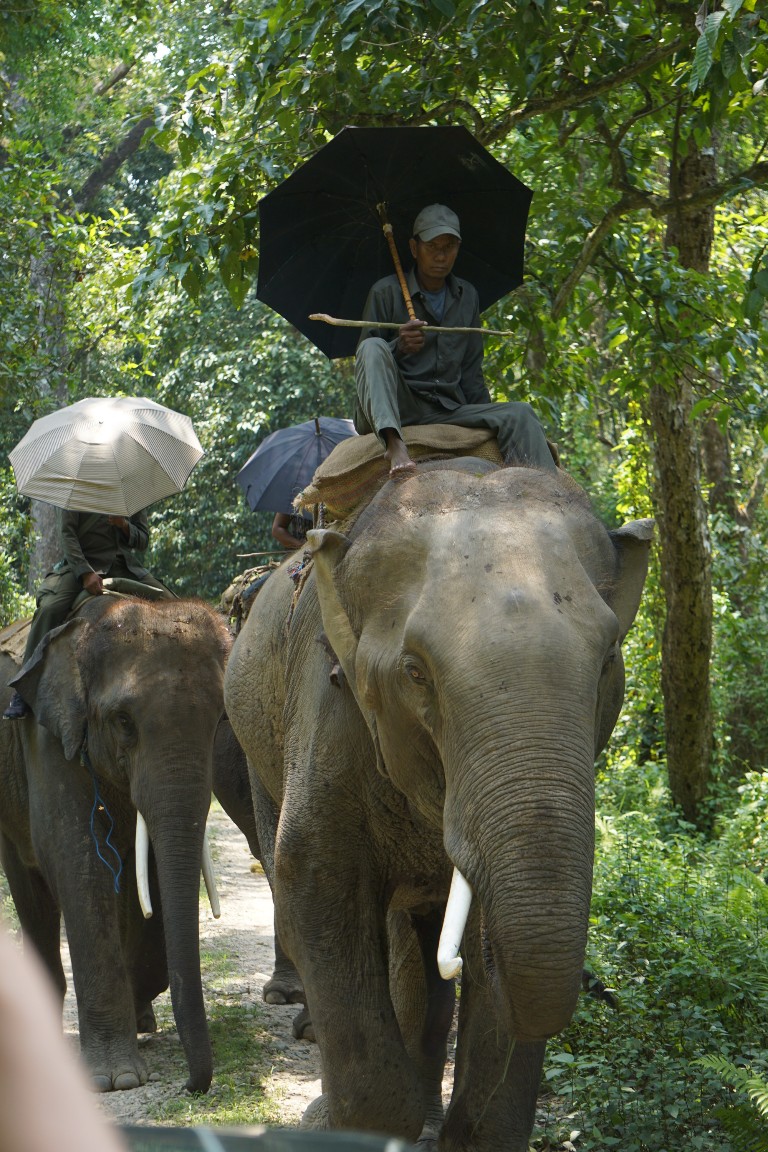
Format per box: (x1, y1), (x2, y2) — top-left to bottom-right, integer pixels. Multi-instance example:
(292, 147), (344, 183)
(256, 124), (533, 359)
(9, 396), (204, 517)
(236, 417), (356, 513)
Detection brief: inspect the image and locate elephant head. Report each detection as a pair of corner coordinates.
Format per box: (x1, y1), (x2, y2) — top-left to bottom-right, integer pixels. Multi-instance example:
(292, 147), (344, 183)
(309, 462), (653, 1042)
(12, 596), (231, 1092)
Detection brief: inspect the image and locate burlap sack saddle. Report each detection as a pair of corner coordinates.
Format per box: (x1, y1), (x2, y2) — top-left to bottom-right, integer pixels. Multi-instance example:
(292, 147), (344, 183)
(295, 424), (506, 522)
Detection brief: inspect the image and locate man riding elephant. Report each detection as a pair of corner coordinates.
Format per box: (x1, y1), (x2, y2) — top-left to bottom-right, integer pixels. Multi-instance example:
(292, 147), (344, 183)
(354, 203), (556, 476)
(3, 508), (172, 720)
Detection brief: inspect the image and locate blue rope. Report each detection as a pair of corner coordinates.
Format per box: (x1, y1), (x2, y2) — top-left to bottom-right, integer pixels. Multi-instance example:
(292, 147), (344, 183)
(80, 740), (123, 894)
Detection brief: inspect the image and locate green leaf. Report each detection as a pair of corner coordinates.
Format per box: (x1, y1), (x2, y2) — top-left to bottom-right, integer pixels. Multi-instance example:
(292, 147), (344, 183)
(692, 396), (718, 418)
(744, 288), (764, 320)
(720, 38), (740, 79)
(691, 34), (714, 92)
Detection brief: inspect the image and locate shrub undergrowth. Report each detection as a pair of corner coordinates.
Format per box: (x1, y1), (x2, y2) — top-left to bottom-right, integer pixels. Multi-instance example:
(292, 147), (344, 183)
(532, 766), (768, 1152)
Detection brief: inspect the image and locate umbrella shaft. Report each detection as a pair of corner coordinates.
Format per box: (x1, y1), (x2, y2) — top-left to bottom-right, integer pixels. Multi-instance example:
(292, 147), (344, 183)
(378, 206), (417, 322)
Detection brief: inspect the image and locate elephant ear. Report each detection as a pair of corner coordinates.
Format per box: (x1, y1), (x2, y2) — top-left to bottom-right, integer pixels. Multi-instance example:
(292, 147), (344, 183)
(309, 528), (390, 778)
(608, 518), (655, 640)
(308, 528), (359, 681)
(10, 617), (88, 760)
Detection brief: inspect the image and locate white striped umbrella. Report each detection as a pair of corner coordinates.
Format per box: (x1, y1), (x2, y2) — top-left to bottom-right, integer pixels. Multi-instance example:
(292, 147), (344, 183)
(9, 396), (204, 516)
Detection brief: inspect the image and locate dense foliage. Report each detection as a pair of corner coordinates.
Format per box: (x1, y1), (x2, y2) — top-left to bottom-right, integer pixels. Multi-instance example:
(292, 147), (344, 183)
(3, 2), (768, 1146)
(538, 762), (768, 1151)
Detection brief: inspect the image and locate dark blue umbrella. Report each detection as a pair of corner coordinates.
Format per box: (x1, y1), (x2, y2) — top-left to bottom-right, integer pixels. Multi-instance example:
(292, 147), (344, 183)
(236, 417), (357, 513)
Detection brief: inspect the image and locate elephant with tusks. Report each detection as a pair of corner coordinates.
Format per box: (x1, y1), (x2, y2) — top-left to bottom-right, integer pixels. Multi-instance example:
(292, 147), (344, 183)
(0, 595), (230, 1093)
(225, 460), (654, 1151)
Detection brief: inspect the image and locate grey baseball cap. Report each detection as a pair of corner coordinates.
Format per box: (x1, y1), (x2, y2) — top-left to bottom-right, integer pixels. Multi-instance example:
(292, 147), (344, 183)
(412, 203), (461, 242)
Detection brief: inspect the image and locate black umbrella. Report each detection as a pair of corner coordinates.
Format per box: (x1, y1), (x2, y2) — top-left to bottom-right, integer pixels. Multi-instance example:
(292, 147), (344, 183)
(236, 417), (357, 513)
(256, 125), (533, 359)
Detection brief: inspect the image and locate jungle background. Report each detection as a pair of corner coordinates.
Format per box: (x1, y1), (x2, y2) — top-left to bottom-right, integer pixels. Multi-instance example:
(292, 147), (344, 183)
(2, 1), (768, 1148)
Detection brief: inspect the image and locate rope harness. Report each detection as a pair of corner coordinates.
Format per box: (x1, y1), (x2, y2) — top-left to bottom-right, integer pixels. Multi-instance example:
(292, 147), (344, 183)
(80, 737), (123, 893)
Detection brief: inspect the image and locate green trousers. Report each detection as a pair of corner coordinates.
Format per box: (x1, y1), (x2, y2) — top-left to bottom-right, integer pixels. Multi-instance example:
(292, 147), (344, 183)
(23, 559), (170, 663)
(354, 337), (556, 470)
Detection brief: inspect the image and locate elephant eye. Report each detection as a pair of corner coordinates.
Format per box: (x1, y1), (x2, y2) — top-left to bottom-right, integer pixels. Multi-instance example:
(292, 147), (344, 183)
(602, 642), (620, 672)
(401, 657), (429, 686)
(112, 712), (136, 743)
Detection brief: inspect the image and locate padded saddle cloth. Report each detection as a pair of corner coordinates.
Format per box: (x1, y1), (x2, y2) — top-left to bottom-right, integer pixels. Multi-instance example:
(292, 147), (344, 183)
(296, 424), (504, 521)
(0, 617), (32, 664)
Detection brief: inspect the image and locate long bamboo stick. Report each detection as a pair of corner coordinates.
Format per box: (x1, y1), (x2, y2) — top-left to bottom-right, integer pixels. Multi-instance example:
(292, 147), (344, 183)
(308, 312), (515, 338)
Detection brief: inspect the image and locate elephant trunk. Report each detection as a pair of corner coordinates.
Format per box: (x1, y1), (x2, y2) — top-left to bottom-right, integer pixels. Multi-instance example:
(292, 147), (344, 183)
(137, 776), (213, 1094)
(445, 723), (596, 1042)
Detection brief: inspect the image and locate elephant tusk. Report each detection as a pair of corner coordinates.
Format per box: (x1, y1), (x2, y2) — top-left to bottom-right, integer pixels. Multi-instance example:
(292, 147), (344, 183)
(202, 828), (221, 919)
(437, 867), (473, 980)
(135, 811), (153, 919)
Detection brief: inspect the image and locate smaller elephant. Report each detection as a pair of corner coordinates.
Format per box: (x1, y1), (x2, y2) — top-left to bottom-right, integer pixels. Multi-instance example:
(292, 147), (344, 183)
(0, 594), (230, 1093)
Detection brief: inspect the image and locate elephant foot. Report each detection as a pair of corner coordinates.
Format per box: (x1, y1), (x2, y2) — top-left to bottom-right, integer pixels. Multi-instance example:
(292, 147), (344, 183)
(91, 1061), (147, 1093)
(416, 1118), (441, 1149)
(291, 1005), (315, 1042)
(135, 1003), (158, 1033)
(263, 971), (304, 1005)
(85, 1036), (148, 1093)
(300, 1093), (330, 1129)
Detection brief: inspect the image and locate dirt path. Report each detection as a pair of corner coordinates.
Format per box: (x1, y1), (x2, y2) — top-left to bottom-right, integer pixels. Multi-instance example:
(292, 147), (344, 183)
(65, 803), (323, 1128)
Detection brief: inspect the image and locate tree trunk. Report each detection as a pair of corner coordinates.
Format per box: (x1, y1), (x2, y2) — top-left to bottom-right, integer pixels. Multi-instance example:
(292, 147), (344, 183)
(24, 117), (153, 588)
(647, 144), (716, 824)
(27, 247), (69, 590)
(701, 413), (736, 520)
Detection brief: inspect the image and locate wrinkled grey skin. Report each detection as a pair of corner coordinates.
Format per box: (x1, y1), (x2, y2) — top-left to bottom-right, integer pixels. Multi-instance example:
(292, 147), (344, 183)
(225, 461), (653, 1152)
(0, 597), (230, 1093)
(212, 717), (305, 1018)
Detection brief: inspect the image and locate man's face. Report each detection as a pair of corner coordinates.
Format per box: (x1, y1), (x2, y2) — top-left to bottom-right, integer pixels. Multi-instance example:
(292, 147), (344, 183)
(409, 232), (461, 287)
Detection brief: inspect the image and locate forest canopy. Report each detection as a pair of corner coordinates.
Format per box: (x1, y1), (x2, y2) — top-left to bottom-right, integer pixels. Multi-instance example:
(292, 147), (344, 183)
(3, 4), (768, 1145)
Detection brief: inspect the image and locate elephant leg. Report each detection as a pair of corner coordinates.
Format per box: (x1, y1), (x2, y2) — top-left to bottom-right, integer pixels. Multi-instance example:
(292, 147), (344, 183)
(38, 775), (147, 1092)
(248, 771), (306, 1011)
(276, 816), (423, 1140)
(120, 864), (168, 1034)
(264, 921), (305, 1006)
(0, 834), (65, 1002)
(65, 902), (148, 1092)
(389, 908), (454, 1147)
(440, 917), (546, 1151)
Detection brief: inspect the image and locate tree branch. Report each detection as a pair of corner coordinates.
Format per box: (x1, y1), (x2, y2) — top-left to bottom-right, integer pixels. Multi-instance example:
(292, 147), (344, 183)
(551, 156), (768, 319)
(551, 189), (657, 320)
(74, 115), (154, 211)
(92, 60), (135, 98)
(651, 159), (768, 217)
(486, 36), (691, 141)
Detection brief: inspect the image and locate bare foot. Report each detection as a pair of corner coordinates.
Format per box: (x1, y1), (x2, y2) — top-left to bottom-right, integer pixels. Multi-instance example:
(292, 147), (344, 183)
(384, 435), (417, 476)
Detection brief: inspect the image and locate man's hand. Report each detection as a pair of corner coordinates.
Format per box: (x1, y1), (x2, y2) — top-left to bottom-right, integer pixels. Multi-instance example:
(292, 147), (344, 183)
(82, 571), (104, 596)
(397, 318), (427, 356)
(108, 515), (130, 539)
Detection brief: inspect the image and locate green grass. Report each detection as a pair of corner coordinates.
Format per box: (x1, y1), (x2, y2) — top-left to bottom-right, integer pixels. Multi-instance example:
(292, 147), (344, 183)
(146, 1006), (285, 1127)
(144, 948), (287, 1128)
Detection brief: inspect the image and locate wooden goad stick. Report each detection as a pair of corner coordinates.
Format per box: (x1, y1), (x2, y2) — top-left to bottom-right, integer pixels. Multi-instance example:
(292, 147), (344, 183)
(309, 313), (515, 338)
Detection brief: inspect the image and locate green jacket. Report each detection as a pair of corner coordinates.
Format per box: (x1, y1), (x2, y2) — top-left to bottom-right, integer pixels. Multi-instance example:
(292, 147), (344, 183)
(358, 266), (491, 409)
(57, 509), (150, 581)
